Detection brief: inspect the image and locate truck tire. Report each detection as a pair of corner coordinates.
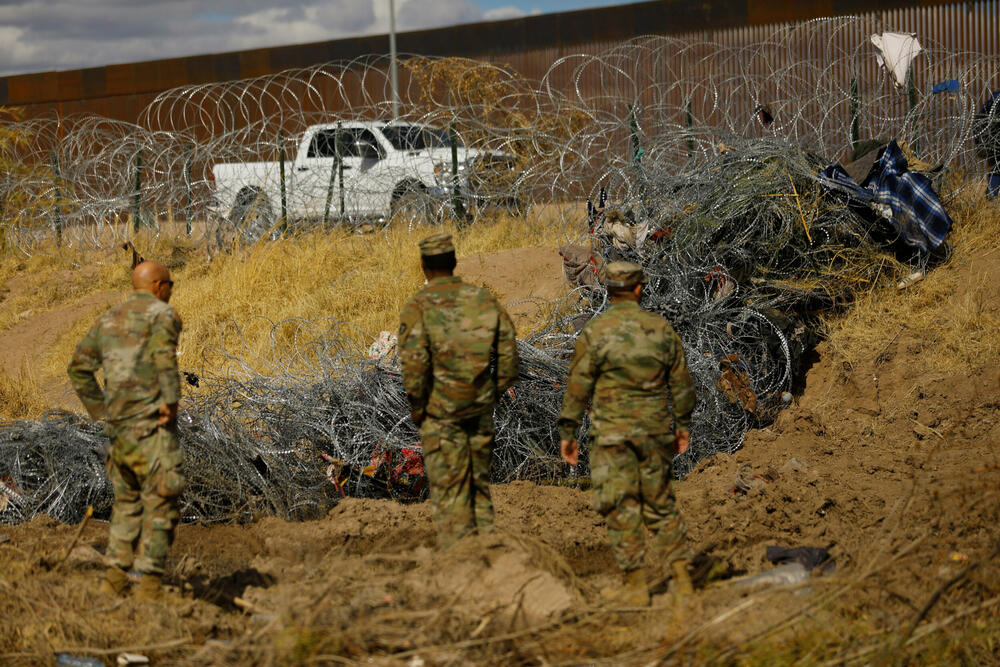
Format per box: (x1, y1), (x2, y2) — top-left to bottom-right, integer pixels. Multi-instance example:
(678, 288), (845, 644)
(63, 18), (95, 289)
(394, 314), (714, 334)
(390, 181), (434, 227)
(229, 187), (275, 243)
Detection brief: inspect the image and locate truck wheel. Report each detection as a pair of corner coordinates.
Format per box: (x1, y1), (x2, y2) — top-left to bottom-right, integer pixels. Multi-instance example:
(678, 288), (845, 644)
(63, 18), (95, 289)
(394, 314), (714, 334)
(230, 188), (275, 243)
(390, 182), (434, 227)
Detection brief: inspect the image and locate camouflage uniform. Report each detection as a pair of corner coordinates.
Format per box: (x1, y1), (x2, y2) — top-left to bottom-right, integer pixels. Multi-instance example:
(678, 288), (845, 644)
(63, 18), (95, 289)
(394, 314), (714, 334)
(558, 262), (696, 572)
(68, 291), (184, 576)
(398, 233), (519, 547)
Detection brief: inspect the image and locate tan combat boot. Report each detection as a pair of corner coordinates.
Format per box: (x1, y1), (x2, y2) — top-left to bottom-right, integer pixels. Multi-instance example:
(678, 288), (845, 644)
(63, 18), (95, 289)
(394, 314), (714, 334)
(623, 567), (652, 606)
(671, 559), (694, 597)
(134, 573), (163, 602)
(99, 566), (130, 597)
(601, 568), (651, 607)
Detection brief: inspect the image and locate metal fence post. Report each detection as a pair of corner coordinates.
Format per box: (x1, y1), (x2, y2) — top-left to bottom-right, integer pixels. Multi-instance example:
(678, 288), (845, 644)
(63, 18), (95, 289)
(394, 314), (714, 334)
(323, 132), (338, 227)
(907, 70), (919, 155)
(184, 142), (193, 236)
(685, 99), (694, 157)
(133, 149), (142, 232)
(278, 129), (287, 235)
(450, 122), (465, 219)
(850, 77), (861, 157)
(629, 104), (641, 164)
(52, 151), (62, 246)
(337, 122), (345, 217)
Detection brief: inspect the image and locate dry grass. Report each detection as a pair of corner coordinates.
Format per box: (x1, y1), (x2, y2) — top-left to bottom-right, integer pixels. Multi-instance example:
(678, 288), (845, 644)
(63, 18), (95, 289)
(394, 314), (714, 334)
(0, 365), (45, 420)
(823, 191), (1000, 373)
(36, 214), (567, 381)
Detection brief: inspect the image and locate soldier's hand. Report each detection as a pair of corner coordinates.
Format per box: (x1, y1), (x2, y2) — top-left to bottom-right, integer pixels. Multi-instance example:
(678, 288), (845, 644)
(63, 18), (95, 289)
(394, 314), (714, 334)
(561, 439), (579, 466)
(158, 402), (178, 427)
(675, 430), (690, 454)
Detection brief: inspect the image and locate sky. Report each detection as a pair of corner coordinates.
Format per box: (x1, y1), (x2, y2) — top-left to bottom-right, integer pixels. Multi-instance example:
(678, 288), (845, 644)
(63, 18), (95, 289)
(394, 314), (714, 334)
(0, 0), (645, 77)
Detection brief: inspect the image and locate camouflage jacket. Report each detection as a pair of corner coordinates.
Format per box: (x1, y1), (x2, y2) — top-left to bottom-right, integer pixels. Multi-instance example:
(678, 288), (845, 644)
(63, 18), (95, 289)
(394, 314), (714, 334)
(558, 300), (695, 442)
(398, 276), (519, 421)
(67, 291), (182, 431)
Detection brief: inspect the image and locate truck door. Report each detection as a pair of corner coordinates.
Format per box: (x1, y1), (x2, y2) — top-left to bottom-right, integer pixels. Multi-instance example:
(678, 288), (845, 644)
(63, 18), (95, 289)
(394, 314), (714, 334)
(290, 127), (381, 219)
(289, 128), (340, 219)
(339, 127), (385, 216)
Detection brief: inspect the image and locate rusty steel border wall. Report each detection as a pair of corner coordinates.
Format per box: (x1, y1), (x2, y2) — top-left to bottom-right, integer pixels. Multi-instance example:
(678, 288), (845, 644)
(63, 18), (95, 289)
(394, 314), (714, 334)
(0, 0), (997, 125)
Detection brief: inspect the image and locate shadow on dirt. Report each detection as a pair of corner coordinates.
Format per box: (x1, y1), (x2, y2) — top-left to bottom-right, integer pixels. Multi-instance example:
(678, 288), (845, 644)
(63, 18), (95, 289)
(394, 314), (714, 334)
(182, 568), (276, 611)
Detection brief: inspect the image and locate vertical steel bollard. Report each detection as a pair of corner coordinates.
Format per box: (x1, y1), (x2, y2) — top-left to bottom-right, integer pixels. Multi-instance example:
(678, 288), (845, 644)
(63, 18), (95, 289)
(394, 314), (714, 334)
(133, 149), (142, 232)
(278, 129), (287, 235)
(450, 122), (464, 220)
(337, 122), (345, 217)
(184, 142), (193, 236)
(53, 151), (62, 246)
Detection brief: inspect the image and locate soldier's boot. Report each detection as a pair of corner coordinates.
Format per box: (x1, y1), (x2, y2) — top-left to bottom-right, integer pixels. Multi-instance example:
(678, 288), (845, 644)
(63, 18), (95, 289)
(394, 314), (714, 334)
(134, 573), (163, 602)
(601, 568), (650, 607)
(670, 559), (694, 598)
(99, 566), (130, 597)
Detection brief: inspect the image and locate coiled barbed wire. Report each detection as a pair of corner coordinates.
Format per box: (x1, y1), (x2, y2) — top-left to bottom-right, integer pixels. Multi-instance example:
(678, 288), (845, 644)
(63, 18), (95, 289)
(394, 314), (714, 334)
(0, 137), (907, 525)
(0, 19), (997, 252)
(1, 19), (995, 525)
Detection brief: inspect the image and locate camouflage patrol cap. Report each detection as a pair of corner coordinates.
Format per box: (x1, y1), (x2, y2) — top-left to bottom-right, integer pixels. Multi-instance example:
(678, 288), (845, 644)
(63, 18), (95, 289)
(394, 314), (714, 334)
(418, 233), (455, 257)
(601, 261), (647, 289)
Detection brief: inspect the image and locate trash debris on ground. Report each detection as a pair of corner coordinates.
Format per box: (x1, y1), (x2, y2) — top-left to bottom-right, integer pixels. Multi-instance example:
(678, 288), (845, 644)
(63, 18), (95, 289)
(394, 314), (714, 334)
(766, 545), (836, 574)
(56, 655), (105, 667)
(733, 562), (810, 591)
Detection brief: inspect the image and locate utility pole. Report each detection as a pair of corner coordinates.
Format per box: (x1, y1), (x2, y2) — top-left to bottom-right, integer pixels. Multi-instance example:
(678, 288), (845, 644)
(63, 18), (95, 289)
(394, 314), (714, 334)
(389, 0), (399, 120)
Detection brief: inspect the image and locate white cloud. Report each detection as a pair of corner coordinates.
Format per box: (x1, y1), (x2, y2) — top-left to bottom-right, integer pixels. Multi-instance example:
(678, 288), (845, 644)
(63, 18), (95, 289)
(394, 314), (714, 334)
(0, 0), (532, 77)
(483, 6), (528, 21)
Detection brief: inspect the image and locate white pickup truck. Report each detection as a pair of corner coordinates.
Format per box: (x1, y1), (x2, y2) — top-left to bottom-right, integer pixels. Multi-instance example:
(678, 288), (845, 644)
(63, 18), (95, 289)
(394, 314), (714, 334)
(211, 121), (520, 239)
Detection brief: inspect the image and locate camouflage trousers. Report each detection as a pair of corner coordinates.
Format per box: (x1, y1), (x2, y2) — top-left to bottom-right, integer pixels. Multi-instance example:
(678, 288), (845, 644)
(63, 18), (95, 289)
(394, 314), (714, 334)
(589, 434), (687, 572)
(106, 421), (186, 575)
(420, 412), (494, 548)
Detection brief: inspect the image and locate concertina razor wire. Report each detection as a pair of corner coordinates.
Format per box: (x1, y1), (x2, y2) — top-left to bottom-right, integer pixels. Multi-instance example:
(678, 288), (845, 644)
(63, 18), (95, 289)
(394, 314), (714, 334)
(1, 18), (999, 524)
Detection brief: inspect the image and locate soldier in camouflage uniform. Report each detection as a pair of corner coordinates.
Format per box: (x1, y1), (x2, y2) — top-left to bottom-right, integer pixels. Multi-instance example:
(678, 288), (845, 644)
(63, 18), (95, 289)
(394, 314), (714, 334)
(398, 233), (519, 547)
(68, 260), (184, 601)
(558, 261), (696, 605)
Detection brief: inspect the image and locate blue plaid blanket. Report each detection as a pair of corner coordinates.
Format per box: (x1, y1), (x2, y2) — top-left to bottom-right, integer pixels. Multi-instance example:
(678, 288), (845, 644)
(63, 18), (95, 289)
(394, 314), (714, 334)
(817, 140), (952, 254)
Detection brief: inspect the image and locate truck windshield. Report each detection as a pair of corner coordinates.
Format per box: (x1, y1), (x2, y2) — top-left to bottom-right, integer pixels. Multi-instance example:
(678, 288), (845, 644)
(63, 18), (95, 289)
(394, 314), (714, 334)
(381, 125), (460, 150)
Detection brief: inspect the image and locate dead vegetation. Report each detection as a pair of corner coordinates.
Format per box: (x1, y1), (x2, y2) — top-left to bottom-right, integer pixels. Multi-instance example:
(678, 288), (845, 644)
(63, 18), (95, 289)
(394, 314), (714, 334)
(824, 188), (1000, 373)
(0, 366), (45, 420)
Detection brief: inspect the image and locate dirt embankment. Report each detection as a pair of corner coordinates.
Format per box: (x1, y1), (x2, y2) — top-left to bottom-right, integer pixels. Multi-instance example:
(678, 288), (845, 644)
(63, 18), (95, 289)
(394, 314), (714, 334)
(1, 241), (999, 663)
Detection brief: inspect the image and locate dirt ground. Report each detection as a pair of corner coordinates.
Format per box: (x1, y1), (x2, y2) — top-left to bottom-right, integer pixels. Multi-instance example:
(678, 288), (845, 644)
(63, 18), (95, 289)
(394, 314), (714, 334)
(457, 245), (568, 328)
(1, 239), (999, 664)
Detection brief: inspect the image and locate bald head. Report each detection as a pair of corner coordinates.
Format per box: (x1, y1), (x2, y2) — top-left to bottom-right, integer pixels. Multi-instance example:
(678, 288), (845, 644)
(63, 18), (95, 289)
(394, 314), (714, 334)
(132, 261), (173, 303)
